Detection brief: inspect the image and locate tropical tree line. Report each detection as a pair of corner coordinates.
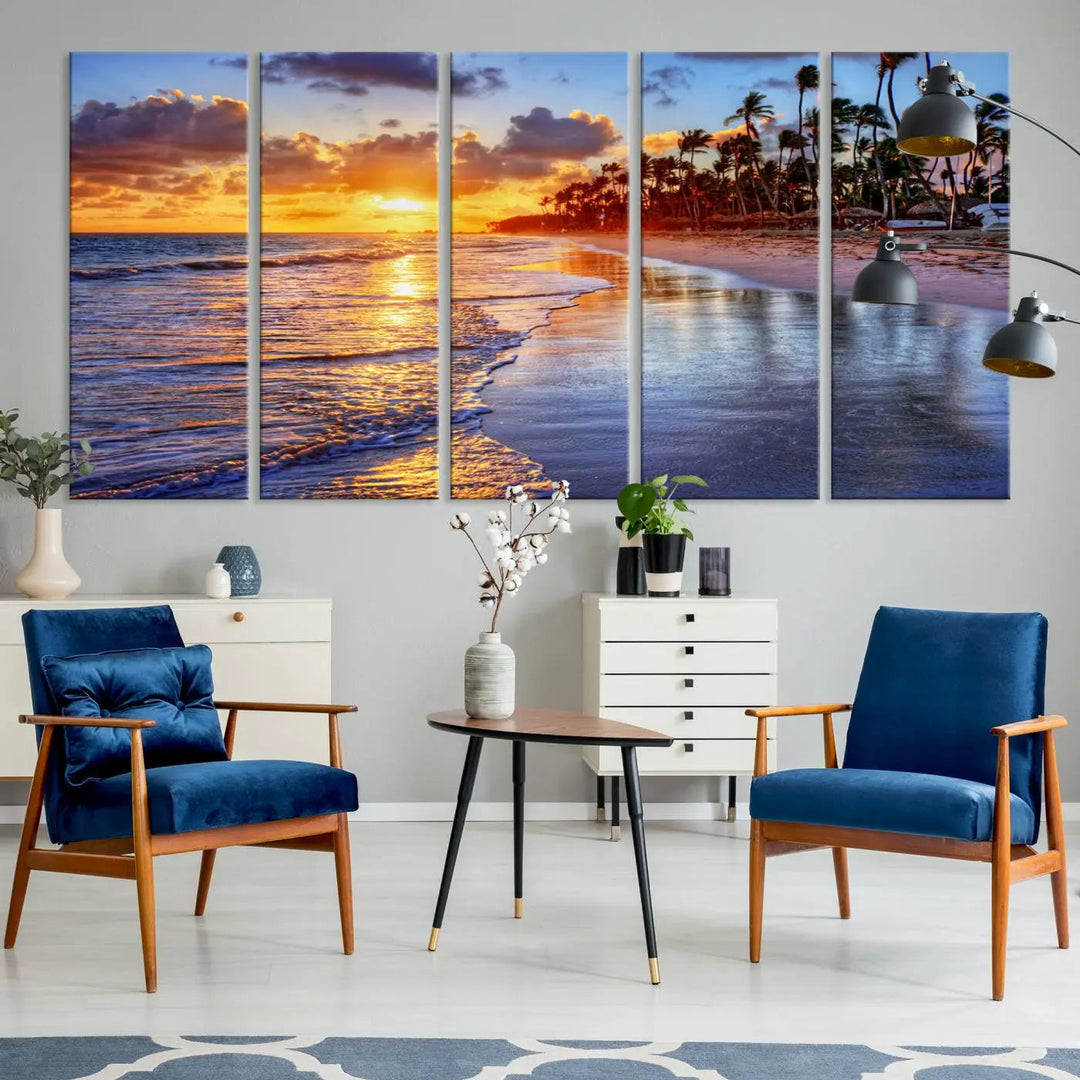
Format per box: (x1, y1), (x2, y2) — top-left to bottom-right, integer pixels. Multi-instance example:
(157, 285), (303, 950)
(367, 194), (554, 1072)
(489, 61), (822, 233)
(832, 52), (1010, 229)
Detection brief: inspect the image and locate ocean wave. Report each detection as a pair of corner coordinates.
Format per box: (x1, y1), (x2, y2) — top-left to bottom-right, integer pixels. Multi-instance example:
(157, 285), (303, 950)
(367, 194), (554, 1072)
(71, 245), (412, 281)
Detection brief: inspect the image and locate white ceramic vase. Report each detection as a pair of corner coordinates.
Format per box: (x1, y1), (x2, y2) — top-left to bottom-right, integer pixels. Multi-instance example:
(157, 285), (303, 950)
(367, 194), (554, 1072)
(15, 508), (81, 600)
(204, 562), (231, 599)
(464, 631), (515, 719)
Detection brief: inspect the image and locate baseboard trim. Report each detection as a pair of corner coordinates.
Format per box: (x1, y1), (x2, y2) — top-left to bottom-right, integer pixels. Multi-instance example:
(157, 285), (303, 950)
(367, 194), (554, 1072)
(3, 802), (1080, 826)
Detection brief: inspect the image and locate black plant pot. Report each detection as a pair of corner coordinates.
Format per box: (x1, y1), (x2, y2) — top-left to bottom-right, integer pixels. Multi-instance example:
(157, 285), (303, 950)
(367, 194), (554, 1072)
(641, 533), (686, 597)
(615, 515), (646, 596)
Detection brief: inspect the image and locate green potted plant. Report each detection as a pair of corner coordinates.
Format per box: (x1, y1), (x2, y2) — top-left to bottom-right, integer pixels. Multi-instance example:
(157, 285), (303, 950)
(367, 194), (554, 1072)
(617, 473), (707, 596)
(0, 409), (94, 599)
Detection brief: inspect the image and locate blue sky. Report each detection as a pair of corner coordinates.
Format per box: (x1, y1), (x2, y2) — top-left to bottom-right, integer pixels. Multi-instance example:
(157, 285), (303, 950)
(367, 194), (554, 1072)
(452, 52), (628, 145)
(70, 53), (247, 110)
(832, 52), (1009, 123)
(643, 52), (819, 158)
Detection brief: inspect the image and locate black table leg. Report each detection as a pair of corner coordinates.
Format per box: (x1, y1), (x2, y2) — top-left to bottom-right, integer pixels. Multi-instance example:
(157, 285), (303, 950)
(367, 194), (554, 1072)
(621, 745), (660, 984)
(610, 775), (621, 841)
(428, 735), (484, 951)
(727, 775), (738, 823)
(596, 774), (606, 822)
(513, 740), (525, 918)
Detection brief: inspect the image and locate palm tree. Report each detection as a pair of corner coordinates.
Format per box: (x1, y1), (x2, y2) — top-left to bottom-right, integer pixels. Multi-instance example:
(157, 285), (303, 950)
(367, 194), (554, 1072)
(716, 137), (747, 218)
(975, 94), (1009, 205)
(724, 91), (777, 216)
(678, 128), (711, 225)
(776, 129), (806, 211)
(880, 53), (919, 131)
(794, 63), (819, 207)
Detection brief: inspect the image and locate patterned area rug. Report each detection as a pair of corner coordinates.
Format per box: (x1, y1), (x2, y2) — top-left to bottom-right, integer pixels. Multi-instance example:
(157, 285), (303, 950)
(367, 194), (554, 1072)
(2, 1038), (1080, 1079)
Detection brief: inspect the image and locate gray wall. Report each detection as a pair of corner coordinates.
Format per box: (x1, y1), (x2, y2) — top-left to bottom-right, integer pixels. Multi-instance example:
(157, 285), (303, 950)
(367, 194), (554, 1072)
(3, 0), (1079, 808)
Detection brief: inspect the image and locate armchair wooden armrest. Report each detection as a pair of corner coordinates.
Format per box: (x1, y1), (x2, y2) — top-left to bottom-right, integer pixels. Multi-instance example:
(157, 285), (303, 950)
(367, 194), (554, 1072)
(213, 701), (357, 715)
(746, 704), (852, 777)
(991, 714), (1067, 738)
(213, 702), (357, 768)
(745, 703), (851, 719)
(19, 713), (157, 729)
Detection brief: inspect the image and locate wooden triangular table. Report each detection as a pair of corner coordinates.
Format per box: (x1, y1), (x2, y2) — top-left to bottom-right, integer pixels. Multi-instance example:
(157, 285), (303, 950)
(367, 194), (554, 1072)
(426, 706), (673, 984)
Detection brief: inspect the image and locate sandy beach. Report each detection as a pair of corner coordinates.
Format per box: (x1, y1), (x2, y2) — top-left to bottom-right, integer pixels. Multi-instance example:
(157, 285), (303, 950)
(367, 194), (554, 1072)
(569, 229), (1009, 310)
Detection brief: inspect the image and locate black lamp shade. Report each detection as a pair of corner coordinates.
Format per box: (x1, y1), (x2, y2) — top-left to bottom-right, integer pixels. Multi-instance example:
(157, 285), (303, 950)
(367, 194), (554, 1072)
(897, 63), (977, 157)
(982, 294), (1059, 378)
(983, 321), (1058, 378)
(852, 257), (919, 305)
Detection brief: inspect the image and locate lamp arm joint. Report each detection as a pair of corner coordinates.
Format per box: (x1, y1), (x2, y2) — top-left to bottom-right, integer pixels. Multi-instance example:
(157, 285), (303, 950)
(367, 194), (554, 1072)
(955, 83), (1080, 160)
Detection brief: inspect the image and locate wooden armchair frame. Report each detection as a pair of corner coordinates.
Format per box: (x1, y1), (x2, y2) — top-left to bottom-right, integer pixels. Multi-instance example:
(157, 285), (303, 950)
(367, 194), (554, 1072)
(4, 700), (357, 993)
(746, 703), (1069, 1000)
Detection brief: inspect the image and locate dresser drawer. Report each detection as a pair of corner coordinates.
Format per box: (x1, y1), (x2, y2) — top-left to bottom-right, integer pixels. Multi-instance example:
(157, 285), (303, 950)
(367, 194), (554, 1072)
(601, 640), (775, 675)
(171, 600), (330, 645)
(592, 738), (774, 775)
(598, 599), (777, 643)
(601, 705), (769, 741)
(600, 673), (776, 708)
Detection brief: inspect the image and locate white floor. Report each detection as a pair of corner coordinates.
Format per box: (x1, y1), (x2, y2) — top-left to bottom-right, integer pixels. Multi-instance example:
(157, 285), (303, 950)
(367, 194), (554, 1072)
(1, 819), (1078, 1046)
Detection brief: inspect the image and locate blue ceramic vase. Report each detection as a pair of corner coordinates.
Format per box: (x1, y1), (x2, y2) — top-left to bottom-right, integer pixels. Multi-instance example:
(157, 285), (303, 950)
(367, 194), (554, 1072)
(216, 545), (261, 597)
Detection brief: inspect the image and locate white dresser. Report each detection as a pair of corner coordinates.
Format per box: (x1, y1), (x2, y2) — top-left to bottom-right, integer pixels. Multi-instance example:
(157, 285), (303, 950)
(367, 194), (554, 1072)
(0, 595), (333, 779)
(582, 593), (778, 826)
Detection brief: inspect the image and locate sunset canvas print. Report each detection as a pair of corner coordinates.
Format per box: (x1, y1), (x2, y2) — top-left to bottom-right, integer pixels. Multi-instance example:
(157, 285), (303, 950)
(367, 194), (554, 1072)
(831, 52), (1010, 499)
(70, 52), (249, 498)
(641, 52), (820, 499)
(260, 52), (438, 499)
(451, 51), (629, 498)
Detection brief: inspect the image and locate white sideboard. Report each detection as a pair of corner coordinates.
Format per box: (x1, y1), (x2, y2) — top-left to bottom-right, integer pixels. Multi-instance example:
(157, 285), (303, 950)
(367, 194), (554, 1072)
(582, 593), (778, 821)
(0, 595), (333, 779)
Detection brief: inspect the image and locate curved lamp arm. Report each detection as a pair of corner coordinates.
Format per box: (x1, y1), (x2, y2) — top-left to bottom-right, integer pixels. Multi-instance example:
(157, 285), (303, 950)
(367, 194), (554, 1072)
(955, 83), (1080, 161)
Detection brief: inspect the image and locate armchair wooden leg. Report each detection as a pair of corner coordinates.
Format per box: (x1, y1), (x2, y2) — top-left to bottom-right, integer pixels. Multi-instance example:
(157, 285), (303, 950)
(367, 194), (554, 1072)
(991, 736), (1011, 1001)
(5, 727), (52, 950)
(832, 848), (851, 919)
(194, 851), (216, 916)
(1043, 730), (1069, 950)
(333, 812), (354, 955)
(749, 819), (765, 963)
(131, 731), (157, 993)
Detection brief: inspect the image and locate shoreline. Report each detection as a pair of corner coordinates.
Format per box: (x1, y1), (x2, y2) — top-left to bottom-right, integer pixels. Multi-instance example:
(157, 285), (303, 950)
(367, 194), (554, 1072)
(553, 229), (1008, 310)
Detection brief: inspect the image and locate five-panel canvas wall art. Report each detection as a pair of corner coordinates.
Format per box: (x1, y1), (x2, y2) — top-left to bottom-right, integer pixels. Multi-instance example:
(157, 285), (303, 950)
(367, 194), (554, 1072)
(69, 50), (1011, 501)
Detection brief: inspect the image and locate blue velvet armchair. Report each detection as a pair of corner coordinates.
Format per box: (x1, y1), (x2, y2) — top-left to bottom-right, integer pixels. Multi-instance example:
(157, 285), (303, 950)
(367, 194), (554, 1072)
(3, 605), (359, 992)
(747, 606), (1068, 1000)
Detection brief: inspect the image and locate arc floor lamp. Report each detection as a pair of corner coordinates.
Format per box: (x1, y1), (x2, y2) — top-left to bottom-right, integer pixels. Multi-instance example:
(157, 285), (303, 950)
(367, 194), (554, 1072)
(852, 59), (1080, 378)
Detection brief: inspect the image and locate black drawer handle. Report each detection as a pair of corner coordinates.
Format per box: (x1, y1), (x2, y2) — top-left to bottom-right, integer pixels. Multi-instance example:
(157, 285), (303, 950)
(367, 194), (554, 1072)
(685, 613), (695, 623)
(684, 710), (694, 721)
(684, 742), (694, 752)
(684, 645), (695, 656)
(684, 678), (694, 689)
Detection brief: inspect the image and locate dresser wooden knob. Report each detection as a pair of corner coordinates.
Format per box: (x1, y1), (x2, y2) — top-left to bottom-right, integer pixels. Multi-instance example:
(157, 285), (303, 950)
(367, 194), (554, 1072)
(233, 611), (245, 623)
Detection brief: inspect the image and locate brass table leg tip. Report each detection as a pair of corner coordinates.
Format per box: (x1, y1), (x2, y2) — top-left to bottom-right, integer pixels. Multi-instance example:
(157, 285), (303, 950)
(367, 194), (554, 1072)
(596, 808), (606, 822)
(610, 826), (621, 842)
(648, 957), (660, 985)
(514, 898), (523, 919)
(427, 928), (440, 951)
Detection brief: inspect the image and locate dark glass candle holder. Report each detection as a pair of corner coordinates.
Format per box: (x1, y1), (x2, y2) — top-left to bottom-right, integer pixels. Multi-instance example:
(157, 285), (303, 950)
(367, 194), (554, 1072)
(699, 547), (731, 596)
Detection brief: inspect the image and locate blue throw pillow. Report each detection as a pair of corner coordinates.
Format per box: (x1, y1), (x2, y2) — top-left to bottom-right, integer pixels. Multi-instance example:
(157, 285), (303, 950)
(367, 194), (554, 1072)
(41, 644), (228, 786)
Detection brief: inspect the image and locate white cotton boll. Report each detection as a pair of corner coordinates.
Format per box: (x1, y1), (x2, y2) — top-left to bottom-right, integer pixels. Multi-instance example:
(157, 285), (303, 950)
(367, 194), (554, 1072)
(479, 594), (496, 608)
(488, 510), (507, 526)
(478, 572), (494, 588)
(536, 552), (548, 564)
(485, 526), (502, 547)
(557, 520), (571, 533)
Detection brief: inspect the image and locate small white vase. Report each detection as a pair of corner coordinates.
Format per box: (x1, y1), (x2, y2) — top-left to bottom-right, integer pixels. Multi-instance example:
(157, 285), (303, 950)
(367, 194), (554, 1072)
(15, 507), (81, 600)
(204, 562), (231, 599)
(464, 631), (515, 719)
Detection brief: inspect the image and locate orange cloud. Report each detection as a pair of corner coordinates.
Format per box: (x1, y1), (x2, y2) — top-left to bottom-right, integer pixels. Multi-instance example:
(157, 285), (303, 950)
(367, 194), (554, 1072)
(642, 125), (747, 157)
(70, 91), (247, 232)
